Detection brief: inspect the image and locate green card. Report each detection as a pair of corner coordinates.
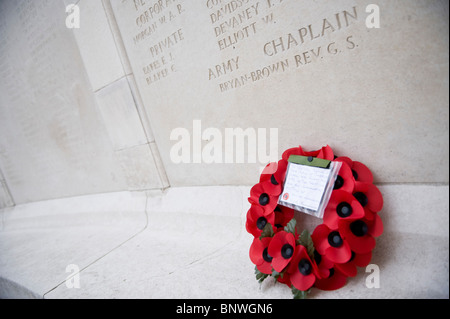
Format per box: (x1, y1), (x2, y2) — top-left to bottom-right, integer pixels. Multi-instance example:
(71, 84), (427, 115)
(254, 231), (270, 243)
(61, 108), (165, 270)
(288, 155), (331, 168)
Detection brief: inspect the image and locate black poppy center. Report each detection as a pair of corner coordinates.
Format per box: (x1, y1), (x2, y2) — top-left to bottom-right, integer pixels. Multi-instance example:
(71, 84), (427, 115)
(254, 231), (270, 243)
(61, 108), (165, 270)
(350, 220), (369, 237)
(256, 217), (267, 230)
(328, 267), (335, 278)
(336, 202), (353, 218)
(334, 175), (344, 190)
(313, 250), (322, 265)
(349, 251), (356, 262)
(352, 169), (359, 180)
(328, 231), (343, 248)
(259, 193), (269, 206)
(281, 244), (294, 259)
(298, 258), (312, 276)
(353, 192), (368, 207)
(262, 247), (273, 262)
(270, 174), (279, 185)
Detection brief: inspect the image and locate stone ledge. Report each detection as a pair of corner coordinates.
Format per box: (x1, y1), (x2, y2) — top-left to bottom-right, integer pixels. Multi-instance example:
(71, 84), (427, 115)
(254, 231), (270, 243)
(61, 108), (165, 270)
(0, 191), (148, 298)
(1, 185), (448, 299)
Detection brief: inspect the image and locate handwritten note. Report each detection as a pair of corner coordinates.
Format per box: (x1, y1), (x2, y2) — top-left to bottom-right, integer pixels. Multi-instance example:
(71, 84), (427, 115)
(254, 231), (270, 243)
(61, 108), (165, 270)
(279, 163), (332, 212)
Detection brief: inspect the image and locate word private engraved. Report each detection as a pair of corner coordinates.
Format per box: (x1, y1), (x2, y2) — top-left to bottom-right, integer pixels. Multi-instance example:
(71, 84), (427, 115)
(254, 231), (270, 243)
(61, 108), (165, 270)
(148, 28), (184, 58)
(130, 0), (187, 86)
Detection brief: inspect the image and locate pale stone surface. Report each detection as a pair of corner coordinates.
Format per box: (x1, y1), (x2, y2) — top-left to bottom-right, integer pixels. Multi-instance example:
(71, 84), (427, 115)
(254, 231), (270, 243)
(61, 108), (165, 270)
(114, 143), (164, 190)
(110, 0), (449, 186)
(0, 170), (14, 209)
(95, 76), (148, 150)
(0, 0), (448, 300)
(100, 0), (134, 76)
(1, 0), (448, 205)
(0, 184), (436, 299)
(0, 191), (148, 298)
(0, 180), (14, 209)
(70, 0), (126, 91)
(125, 73), (157, 143)
(0, 0), (169, 204)
(0, 0), (130, 204)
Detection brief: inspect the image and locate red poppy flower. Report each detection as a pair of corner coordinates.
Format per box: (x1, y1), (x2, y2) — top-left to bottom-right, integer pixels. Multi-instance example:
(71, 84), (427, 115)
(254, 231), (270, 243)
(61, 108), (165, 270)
(268, 231), (296, 272)
(282, 145), (334, 161)
(368, 213), (383, 237)
(332, 161), (355, 193)
(260, 160), (288, 196)
(335, 250), (372, 277)
(260, 161), (279, 177)
(260, 159), (288, 184)
(272, 272), (290, 287)
(245, 205), (275, 237)
(287, 245), (319, 291)
(313, 250), (335, 279)
(249, 237), (274, 274)
(335, 156), (373, 183)
(313, 145), (334, 161)
(338, 215), (382, 254)
(314, 267), (348, 291)
(260, 160), (287, 196)
(363, 207), (375, 220)
(273, 205), (295, 231)
(260, 179), (283, 197)
(312, 224), (352, 264)
(248, 183), (278, 215)
(353, 182), (383, 213)
(323, 190), (365, 230)
(247, 146), (384, 298)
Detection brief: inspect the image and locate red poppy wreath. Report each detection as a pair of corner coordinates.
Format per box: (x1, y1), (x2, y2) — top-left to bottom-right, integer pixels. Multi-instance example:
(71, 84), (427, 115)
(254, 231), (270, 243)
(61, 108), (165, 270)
(246, 145), (383, 299)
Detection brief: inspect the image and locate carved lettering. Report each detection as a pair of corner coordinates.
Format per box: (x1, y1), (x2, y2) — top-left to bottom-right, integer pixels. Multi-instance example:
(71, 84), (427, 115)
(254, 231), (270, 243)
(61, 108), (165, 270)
(217, 21), (257, 50)
(208, 56), (240, 80)
(149, 28), (184, 58)
(263, 6), (358, 56)
(135, 0), (180, 27)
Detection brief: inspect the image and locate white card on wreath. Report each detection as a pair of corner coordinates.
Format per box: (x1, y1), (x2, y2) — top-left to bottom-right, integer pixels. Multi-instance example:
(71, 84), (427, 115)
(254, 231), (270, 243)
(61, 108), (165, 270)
(280, 163), (331, 211)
